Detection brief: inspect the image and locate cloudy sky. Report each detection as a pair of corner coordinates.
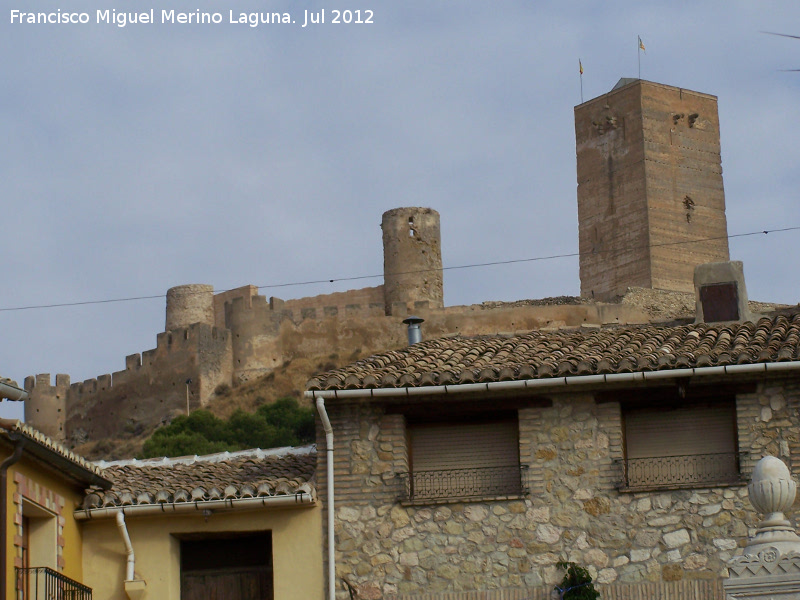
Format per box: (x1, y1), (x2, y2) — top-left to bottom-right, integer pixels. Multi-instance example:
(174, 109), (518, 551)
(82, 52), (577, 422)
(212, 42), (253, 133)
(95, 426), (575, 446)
(2, 0), (798, 420)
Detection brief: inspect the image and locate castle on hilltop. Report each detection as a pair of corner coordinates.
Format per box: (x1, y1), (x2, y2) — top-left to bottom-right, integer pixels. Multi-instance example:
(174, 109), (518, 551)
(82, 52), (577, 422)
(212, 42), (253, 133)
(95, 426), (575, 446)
(24, 79), (733, 446)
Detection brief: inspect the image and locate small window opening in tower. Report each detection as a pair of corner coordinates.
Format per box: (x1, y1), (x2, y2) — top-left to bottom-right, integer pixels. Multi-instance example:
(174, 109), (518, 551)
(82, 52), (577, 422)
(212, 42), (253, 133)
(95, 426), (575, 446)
(408, 217), (415, 237)
(683, 195), (695, 223)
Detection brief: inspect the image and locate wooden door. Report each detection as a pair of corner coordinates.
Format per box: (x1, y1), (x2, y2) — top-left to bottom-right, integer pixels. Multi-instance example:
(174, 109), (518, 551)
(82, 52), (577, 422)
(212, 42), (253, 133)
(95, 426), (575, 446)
(181, 567), (272, 600)
(179, 533), (273, 600)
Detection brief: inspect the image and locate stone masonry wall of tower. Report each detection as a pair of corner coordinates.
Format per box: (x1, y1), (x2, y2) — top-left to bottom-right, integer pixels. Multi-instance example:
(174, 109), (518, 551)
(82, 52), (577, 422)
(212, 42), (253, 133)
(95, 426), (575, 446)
(575, 79), (730, 300)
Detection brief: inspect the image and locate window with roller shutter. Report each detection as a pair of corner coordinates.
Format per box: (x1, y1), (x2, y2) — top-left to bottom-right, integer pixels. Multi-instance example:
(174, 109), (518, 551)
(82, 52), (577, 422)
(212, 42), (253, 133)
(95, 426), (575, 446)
(621, 398), (740, 490)
(400, 416), (523, 502)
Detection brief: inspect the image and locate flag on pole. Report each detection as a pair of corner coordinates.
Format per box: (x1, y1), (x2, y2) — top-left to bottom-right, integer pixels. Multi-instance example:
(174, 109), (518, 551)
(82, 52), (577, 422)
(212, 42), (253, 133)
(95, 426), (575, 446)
(638, 36), (646, 53)
(579, 59), (583, 75)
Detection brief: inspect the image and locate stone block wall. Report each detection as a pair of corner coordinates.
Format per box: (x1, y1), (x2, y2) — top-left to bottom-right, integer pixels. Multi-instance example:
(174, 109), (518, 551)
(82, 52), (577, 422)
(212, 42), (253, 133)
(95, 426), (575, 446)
(280, 286), (386, 316)
(315, 377), (800, 600)
(576, 80), (730, 299)
(213, 284), (258, 329)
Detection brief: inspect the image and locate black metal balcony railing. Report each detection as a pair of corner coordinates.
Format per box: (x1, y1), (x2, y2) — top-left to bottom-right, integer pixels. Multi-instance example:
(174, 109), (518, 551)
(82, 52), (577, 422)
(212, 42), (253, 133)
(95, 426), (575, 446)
(620, 452), (743, 490)
(15, 567), (92, 600)
(397, 465), (528, 502)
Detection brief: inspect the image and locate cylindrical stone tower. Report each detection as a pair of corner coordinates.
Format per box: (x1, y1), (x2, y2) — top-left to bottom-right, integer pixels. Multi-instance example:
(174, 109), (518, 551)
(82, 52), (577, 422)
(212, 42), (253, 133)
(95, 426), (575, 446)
(165, 284), (215, 330)
(381, 207), (443, 314)
(24, 374), (69, 441)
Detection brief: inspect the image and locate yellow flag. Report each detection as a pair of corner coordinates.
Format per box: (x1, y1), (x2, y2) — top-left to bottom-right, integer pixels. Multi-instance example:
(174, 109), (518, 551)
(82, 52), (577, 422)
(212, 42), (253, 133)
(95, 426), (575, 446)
(579, 59), (583, 75)
(638, 36), (646, 52)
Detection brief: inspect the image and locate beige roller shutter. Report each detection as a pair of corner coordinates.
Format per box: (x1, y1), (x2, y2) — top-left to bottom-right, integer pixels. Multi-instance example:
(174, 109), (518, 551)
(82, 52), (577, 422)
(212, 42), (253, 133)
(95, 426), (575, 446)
(407, 420), (521, 499)
(625, 402), (735, 459)
(624, 401), (738, 487)
(410, 421), (519, 472)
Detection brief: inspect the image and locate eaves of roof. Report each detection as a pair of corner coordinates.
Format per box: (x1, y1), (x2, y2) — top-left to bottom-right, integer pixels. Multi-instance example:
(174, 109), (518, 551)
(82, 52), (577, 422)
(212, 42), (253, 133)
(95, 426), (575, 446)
(306, 314), (800, 393)
(80, 446), (316, 516)
(0, 420), (111, 489)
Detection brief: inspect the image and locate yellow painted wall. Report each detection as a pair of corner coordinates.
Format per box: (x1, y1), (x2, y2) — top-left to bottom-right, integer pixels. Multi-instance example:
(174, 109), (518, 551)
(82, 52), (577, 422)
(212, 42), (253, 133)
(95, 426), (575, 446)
(82, 503), (323, 600)
(1, 448), (88, 600)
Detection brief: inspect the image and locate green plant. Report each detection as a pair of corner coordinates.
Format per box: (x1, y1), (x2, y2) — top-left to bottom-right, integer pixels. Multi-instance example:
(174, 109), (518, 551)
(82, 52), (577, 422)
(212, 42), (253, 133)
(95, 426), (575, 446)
(139, 398), (315, 458)
(554, 561), (600, 600)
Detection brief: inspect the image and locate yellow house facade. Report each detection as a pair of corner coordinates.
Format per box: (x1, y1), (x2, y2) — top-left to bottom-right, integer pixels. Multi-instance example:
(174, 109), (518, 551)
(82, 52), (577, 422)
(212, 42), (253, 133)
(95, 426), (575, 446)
(0, 419), (111, 600)
(78, 447), (323, 600)
(2, 405), (322, 600)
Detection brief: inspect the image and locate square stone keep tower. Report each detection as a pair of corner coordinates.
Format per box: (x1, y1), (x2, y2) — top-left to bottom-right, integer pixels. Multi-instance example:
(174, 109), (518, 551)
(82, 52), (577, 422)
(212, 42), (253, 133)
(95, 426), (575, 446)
(575, 79), (730, 299)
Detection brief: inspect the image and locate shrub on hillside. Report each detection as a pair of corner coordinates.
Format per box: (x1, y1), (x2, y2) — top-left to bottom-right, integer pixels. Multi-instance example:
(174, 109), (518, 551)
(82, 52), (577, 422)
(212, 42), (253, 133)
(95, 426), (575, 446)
(140, 398), (315, 458)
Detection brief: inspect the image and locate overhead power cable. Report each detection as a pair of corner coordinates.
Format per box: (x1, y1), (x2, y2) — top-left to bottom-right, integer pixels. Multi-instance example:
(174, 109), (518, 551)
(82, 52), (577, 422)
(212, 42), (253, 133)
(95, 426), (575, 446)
(0, 225), (797, 313)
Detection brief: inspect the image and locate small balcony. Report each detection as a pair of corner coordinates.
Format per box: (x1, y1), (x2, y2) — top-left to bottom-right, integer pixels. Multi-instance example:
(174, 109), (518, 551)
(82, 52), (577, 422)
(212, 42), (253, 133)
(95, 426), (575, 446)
(397, 465), (529, 503)
(15, 566), (92, 600)
(619, 452), (745, 491)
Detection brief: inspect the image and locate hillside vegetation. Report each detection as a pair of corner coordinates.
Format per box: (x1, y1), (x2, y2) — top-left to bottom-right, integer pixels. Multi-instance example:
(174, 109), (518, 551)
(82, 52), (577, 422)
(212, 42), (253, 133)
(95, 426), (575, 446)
(77, 351), (350, 460)
(140, 397), (315, 458)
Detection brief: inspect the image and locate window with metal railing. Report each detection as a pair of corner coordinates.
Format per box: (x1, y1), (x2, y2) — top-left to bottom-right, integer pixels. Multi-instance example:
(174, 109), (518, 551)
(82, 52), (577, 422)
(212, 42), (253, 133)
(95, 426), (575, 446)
(401, 415), (524, 503)
(620, 452), (743, 491)
(398, 464), (528, 502)
(620, 397), (742, 491)
(15, 566), (92, 600)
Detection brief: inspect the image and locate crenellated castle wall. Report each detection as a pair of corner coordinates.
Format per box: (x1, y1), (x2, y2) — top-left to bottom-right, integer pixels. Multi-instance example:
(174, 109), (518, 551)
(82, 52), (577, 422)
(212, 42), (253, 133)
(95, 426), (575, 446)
(279, 286), (385, 317)
(24, 277), (653, 447)
(26, 323), (232, 445)
(224, 289), (655, 387)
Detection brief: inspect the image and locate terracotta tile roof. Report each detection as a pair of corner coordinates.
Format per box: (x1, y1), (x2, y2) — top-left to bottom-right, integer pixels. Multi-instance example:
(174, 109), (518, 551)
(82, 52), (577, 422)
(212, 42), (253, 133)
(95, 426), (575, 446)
(307, 314), (800, 390)
(83, 446), (315, 510)
(0, 419), (110, 488)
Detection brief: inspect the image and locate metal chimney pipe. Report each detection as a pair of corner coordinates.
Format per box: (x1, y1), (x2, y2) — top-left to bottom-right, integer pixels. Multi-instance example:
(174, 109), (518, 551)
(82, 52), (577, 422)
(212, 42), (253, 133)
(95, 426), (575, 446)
(403, 316), (424, 345)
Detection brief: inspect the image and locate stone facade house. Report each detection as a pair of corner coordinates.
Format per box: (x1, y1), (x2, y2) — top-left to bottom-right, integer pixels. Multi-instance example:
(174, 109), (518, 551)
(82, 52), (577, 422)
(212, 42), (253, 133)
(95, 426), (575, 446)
(306, 310), (800, 600)
(78, 447), (322, 600)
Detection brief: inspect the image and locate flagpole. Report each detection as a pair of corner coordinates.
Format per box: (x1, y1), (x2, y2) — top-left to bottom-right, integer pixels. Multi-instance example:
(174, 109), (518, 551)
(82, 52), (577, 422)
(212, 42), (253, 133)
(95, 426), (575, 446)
(579, 59), (584, 103)
(637, 39), (641, 79)
(637, 36), (645, 80)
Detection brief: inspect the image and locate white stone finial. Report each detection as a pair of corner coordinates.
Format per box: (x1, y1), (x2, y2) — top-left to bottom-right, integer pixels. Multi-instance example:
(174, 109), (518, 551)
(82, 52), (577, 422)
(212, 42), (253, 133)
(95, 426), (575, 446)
(746, 456), (799, 548)
(724, 456), (800, 598)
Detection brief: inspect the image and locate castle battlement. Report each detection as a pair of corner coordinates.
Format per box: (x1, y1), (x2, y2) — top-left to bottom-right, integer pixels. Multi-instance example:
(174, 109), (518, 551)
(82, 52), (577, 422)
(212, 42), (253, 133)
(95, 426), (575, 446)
(126, 354), (141, 370)
(220, 291), (387, 320)
(156, 323), (229, 352)
(26, 321), (233, 443)
(24, 373), (71, 392)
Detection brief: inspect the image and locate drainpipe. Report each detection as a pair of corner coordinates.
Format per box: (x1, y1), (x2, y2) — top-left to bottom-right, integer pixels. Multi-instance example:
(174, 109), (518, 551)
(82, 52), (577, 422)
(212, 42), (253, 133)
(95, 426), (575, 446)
(0, 381), (27, 402)
(114, 512), (147, 600)
(0, 436), (24, 600)
(315, 397), (335, 600)
(115, 512), (135, 581)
